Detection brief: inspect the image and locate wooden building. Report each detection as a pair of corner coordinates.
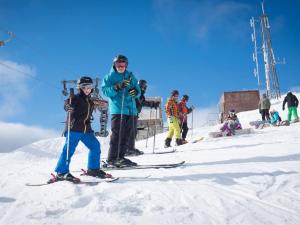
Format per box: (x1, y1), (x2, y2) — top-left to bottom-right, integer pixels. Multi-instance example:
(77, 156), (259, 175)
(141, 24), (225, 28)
(219, 90), (260, 123)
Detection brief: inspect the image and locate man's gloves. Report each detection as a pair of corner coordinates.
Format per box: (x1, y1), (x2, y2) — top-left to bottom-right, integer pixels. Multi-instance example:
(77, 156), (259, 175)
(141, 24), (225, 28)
(128, 88), (138, 97)
(113, 79), (131, 91)
(188, 106), (194, 113)
(65, 103), (74, 112)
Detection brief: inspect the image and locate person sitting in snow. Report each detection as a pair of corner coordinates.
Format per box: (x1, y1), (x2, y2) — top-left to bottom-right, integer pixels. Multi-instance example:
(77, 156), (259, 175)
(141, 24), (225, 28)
(270, 109), (282, 126)
(51, 76), (112, 183)
(220, 109), (242, 136)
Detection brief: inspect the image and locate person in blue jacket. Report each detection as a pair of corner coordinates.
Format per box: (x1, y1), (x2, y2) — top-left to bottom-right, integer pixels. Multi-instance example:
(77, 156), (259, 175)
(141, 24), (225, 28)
(270, 109), (282, 126)
(102, 55), (141, 167)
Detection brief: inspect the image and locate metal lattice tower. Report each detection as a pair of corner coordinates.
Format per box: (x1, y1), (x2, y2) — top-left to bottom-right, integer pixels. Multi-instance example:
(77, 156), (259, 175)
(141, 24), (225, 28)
(0, 30), (14, 47)
(250, 1), (284, 99)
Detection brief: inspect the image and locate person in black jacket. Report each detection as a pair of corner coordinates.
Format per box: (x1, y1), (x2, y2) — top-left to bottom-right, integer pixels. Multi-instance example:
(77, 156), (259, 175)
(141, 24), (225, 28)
(282, 92), (299, 122)
(126, 79), (160, 156)
(52, 76), (111, 183)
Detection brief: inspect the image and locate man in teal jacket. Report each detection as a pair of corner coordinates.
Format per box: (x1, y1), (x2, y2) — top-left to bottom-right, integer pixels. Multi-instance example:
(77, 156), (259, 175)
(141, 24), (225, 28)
(102, 55), (141, 167)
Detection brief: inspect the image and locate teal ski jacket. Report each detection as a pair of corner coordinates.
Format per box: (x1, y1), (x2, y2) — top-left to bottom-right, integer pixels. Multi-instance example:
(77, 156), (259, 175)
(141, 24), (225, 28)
(101, 67), (141, 116)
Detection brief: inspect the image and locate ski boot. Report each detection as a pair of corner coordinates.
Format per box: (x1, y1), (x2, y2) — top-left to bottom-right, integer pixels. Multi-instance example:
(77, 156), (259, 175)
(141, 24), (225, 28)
(182, 139), (188, 144)
(106, 158), (137, 167)
(121, 157), (138, 166)
(175, 138), (183, 146)
(84, 168), (112, 178)
(125, 148), (144, 156)
(164, 138), (172, 148)
(48, 172), (80, 184)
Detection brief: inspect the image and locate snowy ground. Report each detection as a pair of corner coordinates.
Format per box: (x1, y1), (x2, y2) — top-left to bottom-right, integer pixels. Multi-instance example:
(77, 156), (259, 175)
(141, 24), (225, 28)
(0, 95), (300, 225)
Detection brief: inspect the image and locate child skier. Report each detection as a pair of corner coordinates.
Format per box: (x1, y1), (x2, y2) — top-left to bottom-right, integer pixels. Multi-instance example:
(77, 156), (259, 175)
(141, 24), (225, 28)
(177, 95), (193, 144)
(52, 76), (111, 183)
(164, 90), (183, 147)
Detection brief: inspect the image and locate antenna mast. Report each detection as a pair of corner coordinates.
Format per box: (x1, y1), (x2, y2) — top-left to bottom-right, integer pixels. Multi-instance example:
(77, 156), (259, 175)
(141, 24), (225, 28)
(250, 1), (284, 99)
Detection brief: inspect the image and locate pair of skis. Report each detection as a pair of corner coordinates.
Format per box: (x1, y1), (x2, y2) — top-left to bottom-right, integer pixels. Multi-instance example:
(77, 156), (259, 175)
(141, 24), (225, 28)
(26, 161), (185, 186)
(102, 160), (185, 170)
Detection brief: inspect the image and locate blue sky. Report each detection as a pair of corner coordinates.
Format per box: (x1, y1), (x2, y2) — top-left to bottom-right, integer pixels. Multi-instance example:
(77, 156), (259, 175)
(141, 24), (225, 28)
(0, 0), (300, 135)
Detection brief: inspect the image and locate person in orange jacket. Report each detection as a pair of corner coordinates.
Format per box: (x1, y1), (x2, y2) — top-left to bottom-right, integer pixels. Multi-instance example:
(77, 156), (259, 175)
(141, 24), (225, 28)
(164, 90), (183, 147)
(177, 95), (194, 144)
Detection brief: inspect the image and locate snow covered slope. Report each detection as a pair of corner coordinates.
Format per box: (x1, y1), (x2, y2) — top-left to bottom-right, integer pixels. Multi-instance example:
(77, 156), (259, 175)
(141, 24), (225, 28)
(0, 94), (300, 225)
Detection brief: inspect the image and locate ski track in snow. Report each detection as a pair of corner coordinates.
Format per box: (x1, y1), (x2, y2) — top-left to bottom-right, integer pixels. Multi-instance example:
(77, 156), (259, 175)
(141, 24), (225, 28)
(1, 94), (300, 225)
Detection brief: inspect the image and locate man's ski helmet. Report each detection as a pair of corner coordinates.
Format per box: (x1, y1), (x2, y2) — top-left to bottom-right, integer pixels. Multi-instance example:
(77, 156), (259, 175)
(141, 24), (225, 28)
(77, 76), (93, 89)
(171, 90), (179, 97)
(113, 54), (128, 66)
(182, 95), (189, 101)
(138, 79), (147, 91)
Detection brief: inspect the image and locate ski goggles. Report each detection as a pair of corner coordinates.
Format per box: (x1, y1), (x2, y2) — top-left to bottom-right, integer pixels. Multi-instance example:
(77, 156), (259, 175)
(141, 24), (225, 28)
(79, 83), (93, 90)
(115, 62), (127, 68)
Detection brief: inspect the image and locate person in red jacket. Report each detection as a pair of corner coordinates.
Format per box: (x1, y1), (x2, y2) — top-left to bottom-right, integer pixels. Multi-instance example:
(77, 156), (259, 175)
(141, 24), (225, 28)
(177, 95), (193, 144)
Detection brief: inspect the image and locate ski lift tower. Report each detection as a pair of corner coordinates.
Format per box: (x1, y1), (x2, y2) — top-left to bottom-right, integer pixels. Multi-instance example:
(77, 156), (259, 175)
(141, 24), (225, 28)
(0, 30), (14, 47)
(250, 1), (284, 99)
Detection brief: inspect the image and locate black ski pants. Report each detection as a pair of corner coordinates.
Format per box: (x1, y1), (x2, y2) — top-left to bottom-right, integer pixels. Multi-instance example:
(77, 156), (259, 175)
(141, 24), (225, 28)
(181, 121), (189, 140)
(127, 116), (138, 151)
(107, 114), (135, 161)
(261, 109), (270, 121)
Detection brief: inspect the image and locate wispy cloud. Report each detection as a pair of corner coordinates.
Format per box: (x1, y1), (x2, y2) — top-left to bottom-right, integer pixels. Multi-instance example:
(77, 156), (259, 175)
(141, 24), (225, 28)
(152, 0), (253, 41)
(0, 121), (58, 153)
(0, 59), (35, 118)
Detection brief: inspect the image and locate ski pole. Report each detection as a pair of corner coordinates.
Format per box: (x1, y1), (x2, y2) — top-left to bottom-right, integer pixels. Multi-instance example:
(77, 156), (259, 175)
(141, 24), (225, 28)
(180, 114), (186, 132)
(146, 107), (152, 148)
(191, 110), (194, 142)
(152, 107), (158, 154)
(66, 88), (74, 165)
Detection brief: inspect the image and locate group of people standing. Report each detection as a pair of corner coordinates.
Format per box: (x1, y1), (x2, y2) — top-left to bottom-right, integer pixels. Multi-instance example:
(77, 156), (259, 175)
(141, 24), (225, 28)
(164, 90), (194, 148)
(49, 53), (299, 183)
(51, 54), (183, 183)
(258, 91), (299, 126)
(218, 91), (299, 137)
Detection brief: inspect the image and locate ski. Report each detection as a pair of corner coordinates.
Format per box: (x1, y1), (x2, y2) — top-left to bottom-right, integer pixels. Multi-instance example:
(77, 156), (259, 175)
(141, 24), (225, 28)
(25, 178), (119, 187)
(153, 149), (177, 154)
(192, 137), (204, 143)
(26, 173), (119, 186)
(25, 177), (119, 186)
(102, 161), (185, 170)
(208, 128), (253, 138)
